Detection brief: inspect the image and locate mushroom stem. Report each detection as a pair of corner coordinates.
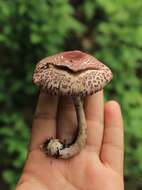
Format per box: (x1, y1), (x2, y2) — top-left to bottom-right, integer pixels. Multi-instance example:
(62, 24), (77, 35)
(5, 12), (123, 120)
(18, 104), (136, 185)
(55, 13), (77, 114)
(41, 96), (87, 159)
(59, 96), (87, 159)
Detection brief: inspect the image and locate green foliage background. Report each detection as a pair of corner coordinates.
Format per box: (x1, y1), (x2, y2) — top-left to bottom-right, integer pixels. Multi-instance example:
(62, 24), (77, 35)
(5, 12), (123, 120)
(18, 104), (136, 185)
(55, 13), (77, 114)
(0, 0), (142, 189)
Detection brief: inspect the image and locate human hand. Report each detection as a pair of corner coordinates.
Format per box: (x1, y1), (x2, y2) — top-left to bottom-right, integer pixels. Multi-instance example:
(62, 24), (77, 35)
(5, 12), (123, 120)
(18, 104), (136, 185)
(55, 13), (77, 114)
(16, 90), (124, 190)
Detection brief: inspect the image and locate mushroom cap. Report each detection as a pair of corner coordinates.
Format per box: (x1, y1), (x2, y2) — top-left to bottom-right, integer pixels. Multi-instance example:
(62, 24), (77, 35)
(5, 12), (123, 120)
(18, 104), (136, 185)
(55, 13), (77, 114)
(33, 50), (113, 96)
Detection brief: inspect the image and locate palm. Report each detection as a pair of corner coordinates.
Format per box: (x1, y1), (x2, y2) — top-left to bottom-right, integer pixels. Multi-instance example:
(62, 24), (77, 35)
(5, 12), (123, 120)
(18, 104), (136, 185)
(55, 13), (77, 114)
(17, 92), (124, 190)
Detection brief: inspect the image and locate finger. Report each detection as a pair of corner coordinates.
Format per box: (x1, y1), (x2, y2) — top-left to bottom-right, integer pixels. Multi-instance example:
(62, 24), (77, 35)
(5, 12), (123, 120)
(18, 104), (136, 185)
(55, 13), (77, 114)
(57, 96), (77, 144)
(30, 91), (58, 150)
(101, 101), (124, 174)
(84, 90), (104, 153)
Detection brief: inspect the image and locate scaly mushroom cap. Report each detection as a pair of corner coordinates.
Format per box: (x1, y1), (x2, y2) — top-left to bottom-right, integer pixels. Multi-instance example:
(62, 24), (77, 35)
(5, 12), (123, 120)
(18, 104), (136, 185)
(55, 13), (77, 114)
(33, 50), (113, 96)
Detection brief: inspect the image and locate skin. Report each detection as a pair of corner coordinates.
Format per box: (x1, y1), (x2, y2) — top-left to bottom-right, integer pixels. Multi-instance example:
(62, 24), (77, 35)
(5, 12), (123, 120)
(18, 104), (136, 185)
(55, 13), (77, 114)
(16, 90), (124, 190)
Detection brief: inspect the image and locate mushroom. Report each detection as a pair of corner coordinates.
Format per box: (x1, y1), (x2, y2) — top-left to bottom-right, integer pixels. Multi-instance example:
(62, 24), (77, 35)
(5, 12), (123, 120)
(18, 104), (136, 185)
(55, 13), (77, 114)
(33, 50), (113, 159)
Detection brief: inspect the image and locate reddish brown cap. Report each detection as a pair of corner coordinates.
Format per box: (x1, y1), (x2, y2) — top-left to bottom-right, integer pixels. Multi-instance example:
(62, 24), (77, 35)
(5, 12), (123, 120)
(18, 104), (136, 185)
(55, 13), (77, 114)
(33, 50), (113, 96)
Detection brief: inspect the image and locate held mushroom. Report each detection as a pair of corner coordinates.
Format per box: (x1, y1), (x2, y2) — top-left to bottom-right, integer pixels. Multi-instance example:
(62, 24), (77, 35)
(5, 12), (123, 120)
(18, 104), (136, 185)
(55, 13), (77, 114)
(33, 50), (113, 159)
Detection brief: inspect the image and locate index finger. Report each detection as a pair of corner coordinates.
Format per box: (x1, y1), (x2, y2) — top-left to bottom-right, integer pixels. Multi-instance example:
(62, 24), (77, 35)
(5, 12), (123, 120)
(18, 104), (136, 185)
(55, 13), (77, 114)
(30, 91), (58, 151)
